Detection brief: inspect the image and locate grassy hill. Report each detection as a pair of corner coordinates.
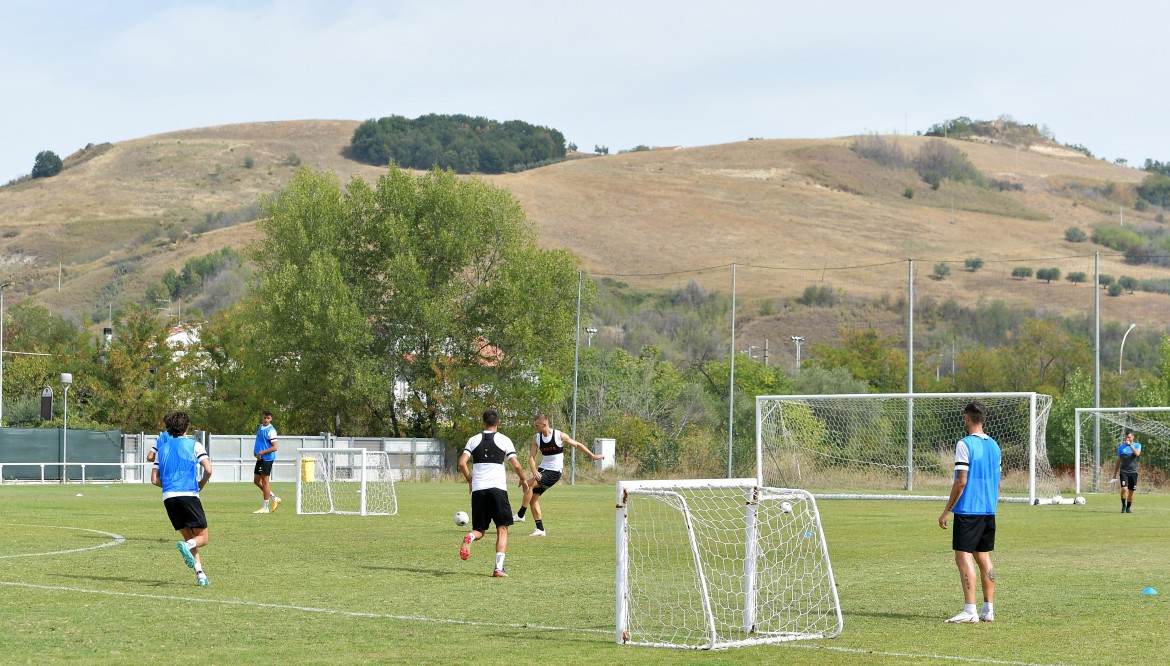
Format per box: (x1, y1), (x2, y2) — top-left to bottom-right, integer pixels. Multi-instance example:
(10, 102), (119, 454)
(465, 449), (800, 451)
(0, 120), (1164, 348)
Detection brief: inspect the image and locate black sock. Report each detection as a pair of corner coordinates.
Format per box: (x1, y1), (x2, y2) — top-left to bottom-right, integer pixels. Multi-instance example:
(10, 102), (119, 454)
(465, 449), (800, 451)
(535, 519), (544, 531)
(517, 507), (526, 518)
(1127, 501), (1132, 509)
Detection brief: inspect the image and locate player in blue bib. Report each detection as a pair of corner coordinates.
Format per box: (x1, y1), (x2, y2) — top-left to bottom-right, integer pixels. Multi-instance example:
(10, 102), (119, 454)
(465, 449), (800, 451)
(1113, 431), (1142, 513)
(939, 401), (1001, 624)
(151, 411), (213, 586)
(252, 410), (281, 513)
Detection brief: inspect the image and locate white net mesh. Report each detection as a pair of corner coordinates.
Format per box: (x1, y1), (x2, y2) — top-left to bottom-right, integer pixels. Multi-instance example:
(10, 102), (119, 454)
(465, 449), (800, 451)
(1076, 409), (1170, 493)
(617, 481), (841, 649)
(297, 449), (397, 516)
(758, 393), (1056, 501)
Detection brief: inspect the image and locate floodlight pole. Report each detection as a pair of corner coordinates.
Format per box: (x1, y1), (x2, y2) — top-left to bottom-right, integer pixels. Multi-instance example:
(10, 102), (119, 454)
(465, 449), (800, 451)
(1119, 323), (1136, 374)
(906, 259), (915, 491)
(790, 336), (804, 370)
(0, 282), (10, 427)
(1093, 253), (1101, 483)
(61, 372), (72, 483)
(570, 271), (582, 486)
(727, 263), (737, 478)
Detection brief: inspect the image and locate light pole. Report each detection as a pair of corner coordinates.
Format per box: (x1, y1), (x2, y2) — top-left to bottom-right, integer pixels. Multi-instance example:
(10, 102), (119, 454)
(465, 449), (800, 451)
(1119, 323), (1137, 374)
(790, 335), (805, 370)
(0, 281), (11, 427)
(585, 327), (597, 346)
(60, 372), (72, 483)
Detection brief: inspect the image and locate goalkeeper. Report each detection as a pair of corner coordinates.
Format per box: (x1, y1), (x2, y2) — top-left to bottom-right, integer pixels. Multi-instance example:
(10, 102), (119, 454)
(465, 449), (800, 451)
(512, 413), (603, 537)
(1113, 431), (1142, 513)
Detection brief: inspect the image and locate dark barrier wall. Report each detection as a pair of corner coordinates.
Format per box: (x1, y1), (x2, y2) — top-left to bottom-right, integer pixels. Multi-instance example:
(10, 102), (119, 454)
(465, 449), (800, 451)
(0, 428), (123, 481)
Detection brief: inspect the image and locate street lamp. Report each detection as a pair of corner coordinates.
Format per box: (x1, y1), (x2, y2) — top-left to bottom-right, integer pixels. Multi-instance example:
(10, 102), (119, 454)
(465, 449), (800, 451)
(585, 327), (597, 346)
(61, 372), (72, 483)
(1119, 323), (1137, 374)
(790, 335), (805, 370)
(0, 281), (11, 427)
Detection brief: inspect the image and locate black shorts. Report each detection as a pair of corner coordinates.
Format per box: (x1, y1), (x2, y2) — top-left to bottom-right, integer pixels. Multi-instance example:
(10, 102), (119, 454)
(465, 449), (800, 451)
(164, 496), (208, 531)
(470, 488), (514, 532)
(952, 514), (995, 553)
(532, 469), (562, 496)
(1120, 472), (1138, 491)
(254, 459), (274, 476)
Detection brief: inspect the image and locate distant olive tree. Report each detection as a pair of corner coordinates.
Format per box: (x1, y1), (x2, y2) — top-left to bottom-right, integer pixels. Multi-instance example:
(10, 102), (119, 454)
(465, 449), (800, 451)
(594, 145), (609, 155)
(964, 257), (984, 272)
(1108, 283), (1124, 297)
(1119, 275), (1138, 293)
(1066, 271), (1087, 285)
(32, 150), (63, 178)
(1036, 267), (1061, 283)
(1099, 274), (1115, 288)
(1011, 267), (1033, 279)
(1064, 226), (1087, 243)
(932, 263), (951, 280)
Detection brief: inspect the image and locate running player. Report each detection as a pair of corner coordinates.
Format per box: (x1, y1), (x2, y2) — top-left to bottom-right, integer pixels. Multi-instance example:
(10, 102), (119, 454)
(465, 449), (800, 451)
(151, 411), (213, 586)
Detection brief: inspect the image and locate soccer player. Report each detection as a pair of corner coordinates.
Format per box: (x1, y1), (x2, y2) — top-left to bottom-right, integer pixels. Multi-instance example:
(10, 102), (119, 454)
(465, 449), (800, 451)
(1113, 431), (1142, 513)
(938, 400), (1000, 624)
(513, 413), (603, 537)
(252, 410), (281, 513)
(458, 409), (528, 577)
(151, 411), (213, 586)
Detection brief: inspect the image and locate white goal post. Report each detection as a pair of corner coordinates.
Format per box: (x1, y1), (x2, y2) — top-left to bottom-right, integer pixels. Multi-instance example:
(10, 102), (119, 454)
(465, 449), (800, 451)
(296, 448), (397, 516)
(756, 392), (1058, 505)
(1075, 407), (1170, 494)
(615, 478), (842, 650)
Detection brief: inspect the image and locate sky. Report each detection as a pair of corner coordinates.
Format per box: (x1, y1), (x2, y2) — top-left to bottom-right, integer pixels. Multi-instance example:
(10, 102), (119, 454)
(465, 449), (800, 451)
(2, 0), (1167, 183)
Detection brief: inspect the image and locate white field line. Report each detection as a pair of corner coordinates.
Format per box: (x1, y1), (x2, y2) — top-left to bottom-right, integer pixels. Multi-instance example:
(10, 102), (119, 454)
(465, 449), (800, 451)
(0, 524), (125, 558)
(0, 580), (1076, 666)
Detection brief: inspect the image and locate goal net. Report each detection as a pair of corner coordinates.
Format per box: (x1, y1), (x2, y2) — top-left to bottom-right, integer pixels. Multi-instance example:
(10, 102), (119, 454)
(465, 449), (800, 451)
(296, 448), (397, 516)
(1075, 408), (1170, 493)
(757, 392), (1057, 504)
(615, 479), (842, 649)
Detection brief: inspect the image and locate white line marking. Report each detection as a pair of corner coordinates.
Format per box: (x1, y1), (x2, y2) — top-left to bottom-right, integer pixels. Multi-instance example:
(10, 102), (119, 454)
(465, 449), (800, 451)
(0, 524), (126, 559)
(0, 580), (1076, 665)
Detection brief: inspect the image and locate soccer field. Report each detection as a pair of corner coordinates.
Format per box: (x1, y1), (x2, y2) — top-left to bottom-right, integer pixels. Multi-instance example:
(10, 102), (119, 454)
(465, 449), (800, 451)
(0, 482), (1166, 665)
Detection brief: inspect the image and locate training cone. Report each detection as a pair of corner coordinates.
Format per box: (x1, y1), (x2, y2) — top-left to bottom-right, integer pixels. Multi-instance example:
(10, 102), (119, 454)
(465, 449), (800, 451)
(1140, 587), (1158, 595)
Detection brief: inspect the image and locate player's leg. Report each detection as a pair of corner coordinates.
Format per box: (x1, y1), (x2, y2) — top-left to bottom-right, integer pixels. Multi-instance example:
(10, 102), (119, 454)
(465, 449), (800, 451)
(528, 470), (559, 536)
(493, 489), (513, 576)
(253, 458), (270, 512)
(463, 491), (489, 560)
(1126, 474), (1136, 512)
(974, 550), (995, 621)
(514, 480), (533, 521)
(1119, 475), (1128, 512)
(945, 515), (981, 623)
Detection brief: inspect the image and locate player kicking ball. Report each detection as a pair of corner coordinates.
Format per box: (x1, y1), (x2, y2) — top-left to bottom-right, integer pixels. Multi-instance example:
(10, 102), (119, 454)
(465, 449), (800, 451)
(151, 411), (213, 586)
(513, 414), (603, 537)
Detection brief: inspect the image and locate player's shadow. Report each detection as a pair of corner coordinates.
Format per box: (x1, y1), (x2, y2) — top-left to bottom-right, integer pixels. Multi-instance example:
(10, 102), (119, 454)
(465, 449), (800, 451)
(849, 609), (938, 621)
(360, 565), (459, 578)
(47, 572), (170, 588)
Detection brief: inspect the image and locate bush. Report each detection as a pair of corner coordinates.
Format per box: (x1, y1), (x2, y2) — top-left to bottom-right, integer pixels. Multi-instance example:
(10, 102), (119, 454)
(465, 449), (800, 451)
(31, 150), (63, 178)
(1119, 275), (1138, 293)
(1065, 226), (1087, 243)
(1135, 198), (1150, 212)
(1036, 268), (1061, 283)
(913, 139), (982, 185)
(964, 257), (984, 272)
(903, 186), (914, 199)
(923, 171), (942, 190)
(1099, 274), (1115, 288)
(1108, 283), (1124, 297)
(243, 156), (254, 169)
(1066, 271), (1087, 285)
(1011, 267), (1033, 279)
(852, 134), (909, 169)
(1090, 225), (1143, 252)
(1136, 173), (1170, 208)
(933, 263), (951, 280)
(796, 284), (839, 307)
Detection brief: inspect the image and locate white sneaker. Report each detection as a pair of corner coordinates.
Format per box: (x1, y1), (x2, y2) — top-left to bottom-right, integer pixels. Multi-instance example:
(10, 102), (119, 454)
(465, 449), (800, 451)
(252, 507), (269, 514)
(512, 514), (525, 522)
(979, 611), (994, 623)
(945, 611), (979, 624)
(528, 529), (546, 537)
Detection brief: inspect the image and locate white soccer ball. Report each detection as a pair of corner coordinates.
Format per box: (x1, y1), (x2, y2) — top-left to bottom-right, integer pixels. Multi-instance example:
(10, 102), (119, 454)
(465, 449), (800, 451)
(1051, 495), (1063, 505)
(454, 511), (469, 526)
(1074, 496), (1086, 505)
(780, 501), (793, 514)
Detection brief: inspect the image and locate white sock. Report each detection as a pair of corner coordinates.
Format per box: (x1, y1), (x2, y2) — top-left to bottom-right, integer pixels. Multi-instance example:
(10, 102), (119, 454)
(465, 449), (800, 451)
(185, 538), (198, 549)
(982, 602), (993, 614)
(270, 493), (278, 500)
(495, 552), (505, 570)
(195, 565), (205, 575)
(263, 500), (270, 508)
(964, 603), (977, 615)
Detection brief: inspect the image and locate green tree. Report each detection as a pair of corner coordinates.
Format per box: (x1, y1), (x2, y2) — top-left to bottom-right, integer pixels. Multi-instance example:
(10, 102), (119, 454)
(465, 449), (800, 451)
(1099, 274), (1115, 288)
(964, 257), (984, 272)
(1011, 267), (1033, 279)
(932, 262), (951, 280)
(31, 150), (63, 178)
(810, 327), (906, 392)
(1108, 283), (1124, 297)
(1119, 275), (1138, 293)
(1036, 267), (1061, 283)
(1064, 226), (1087, 243)
(1066, 271), (1087, 285)
(250, 165), (582, 440)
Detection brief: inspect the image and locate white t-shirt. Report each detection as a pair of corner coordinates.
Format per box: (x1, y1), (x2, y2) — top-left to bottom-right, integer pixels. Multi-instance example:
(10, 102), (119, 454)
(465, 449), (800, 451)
(463, 431), (517, 492)
(534, 429), (566, 472)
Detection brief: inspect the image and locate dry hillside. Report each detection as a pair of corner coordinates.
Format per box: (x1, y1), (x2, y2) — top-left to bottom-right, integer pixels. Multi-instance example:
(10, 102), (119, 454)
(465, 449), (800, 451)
(0, 120), (1165, 341)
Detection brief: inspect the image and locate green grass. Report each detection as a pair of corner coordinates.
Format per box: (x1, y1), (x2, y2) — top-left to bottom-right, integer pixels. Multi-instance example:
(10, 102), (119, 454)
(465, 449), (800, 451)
(0, 482), (1166, 665)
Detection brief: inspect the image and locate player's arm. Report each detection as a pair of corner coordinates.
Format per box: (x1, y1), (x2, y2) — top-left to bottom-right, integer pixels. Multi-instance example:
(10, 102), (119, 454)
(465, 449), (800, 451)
(563, 434), (603, 460)
(509, 453), (528, 490)
(458, 451), (472, 493)
(150, 466), (161, 488)
(256, 435), (278, 459)
(528, 436), (540, 479)
(939, 470), (967, 529)
(198, 457), (212, 491)
(146, 448), (156, 463)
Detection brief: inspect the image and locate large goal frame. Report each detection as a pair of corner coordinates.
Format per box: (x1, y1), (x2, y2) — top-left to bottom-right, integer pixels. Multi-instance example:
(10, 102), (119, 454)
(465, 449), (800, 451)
(296, 447), (398, 516)
(1074, 407), (1170, 494)
(756, 392), (1056, 504)
(615, 478), (842, 649)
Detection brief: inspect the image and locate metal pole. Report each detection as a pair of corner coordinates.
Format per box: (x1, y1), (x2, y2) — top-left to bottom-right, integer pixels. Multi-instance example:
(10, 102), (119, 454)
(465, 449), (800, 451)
(62, 385), (69, 482)
(1119, 323), (1136, 374)
(1093, 253), (1101, 487)
(728, 263), (737, 478)
(0, 282), (8, 427)
(570, 271), (582, 486)
(907, 259), (914, 491)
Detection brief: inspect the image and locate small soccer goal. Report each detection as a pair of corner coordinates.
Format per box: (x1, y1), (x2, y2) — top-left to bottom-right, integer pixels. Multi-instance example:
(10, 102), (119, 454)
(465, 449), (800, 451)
(1075, 407), (1170, 493)
(757, 392), (1058, 504)
(615, 478), (842, 650)
(296, 448), (397, 516)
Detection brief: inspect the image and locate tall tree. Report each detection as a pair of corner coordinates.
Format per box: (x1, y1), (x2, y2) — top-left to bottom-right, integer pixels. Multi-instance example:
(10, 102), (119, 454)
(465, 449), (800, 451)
(250, 165), (582, 440)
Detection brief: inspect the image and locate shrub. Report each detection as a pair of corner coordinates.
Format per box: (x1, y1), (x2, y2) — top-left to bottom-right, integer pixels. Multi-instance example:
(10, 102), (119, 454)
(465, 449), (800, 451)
(1064, 226), (1087, 243)
(1011, 267), (1033, 279)
(923, 171), (942, 190)
(1119, 275), (1138, 293)
(1135, 198), (1150, 212)
(1108, 283), (1124, 297)
(1036, 268), (1061, 283)
(852, 134), (909, 169)
(903, 186), (914, 199)
(1136, 173), (1170, 207)
(1099, 274), (1115, 288)
(933, 263), (951, 280)
(1066, 271), (1087, 285)
(796, 284), (839, 307)
(243, 155), (254, 169)
(1090, 225), (1143, 252)
(964, 257), (984, 272)
(913, 139), (982, 185)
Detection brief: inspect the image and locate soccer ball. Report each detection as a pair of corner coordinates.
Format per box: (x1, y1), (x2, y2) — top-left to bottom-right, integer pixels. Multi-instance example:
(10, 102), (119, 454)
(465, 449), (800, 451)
(780, 501), (793, 514)
(1074, 496), (1086, 505)
(1051, 495), (1064, 505)
(454, 511), (469, 526)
